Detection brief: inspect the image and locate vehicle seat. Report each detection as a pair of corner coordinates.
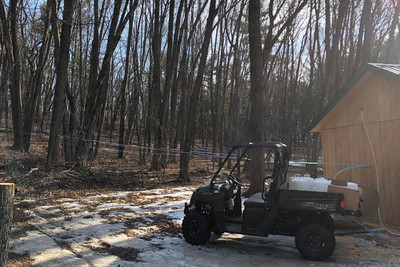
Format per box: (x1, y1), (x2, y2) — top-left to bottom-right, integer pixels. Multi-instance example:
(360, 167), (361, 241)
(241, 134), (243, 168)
(244, 193), (266, 208)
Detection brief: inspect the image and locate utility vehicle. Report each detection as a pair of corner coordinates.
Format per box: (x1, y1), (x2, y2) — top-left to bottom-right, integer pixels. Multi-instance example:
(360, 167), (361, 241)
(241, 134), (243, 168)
(182, 142), (361, 261)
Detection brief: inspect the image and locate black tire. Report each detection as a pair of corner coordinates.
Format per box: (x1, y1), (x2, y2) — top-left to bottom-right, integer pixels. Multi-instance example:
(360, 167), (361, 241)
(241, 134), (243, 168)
(295, 224), (336, 261)
(326, 215), (335, 233)
(182, 212), (211, 245)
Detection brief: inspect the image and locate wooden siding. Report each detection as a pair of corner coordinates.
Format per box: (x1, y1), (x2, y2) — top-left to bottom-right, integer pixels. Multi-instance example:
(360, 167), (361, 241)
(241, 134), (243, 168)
(313, 72), (400, 131)
(316, 72), (400, 225)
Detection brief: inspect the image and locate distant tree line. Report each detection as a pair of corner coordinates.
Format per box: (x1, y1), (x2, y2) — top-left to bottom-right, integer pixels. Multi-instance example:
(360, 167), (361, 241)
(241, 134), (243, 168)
(0, 0), (399, 186)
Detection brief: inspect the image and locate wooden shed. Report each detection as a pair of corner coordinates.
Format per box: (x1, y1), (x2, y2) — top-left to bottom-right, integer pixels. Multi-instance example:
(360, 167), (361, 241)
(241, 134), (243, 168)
(311, 63), (400, 226)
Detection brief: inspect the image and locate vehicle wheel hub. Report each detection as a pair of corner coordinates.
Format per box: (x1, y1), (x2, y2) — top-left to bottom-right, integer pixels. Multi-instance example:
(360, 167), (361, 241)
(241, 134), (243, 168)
(307, 233), (324, 250)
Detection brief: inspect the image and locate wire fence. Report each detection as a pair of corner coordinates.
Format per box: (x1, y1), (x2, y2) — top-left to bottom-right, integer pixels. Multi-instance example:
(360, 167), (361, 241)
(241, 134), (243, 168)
(0, 127), (370, 178)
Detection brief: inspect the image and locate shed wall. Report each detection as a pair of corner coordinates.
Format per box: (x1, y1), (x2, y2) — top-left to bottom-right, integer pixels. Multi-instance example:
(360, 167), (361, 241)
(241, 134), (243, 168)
(319, 73), (400, 225)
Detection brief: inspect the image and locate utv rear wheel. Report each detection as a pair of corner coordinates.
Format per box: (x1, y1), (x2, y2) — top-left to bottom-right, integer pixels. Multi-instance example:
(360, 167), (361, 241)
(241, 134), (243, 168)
(295, 224), (335, 261)
(182, 212), (211, 245)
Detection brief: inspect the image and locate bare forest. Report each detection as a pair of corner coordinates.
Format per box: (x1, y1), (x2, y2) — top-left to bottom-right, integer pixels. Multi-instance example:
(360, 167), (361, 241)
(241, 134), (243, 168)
(0, 0), (399, 186)
(1, 0), (400, 266)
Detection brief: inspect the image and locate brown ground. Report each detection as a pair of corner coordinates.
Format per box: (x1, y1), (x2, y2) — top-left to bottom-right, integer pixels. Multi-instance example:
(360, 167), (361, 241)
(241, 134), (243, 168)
(0, 134), (211, 198)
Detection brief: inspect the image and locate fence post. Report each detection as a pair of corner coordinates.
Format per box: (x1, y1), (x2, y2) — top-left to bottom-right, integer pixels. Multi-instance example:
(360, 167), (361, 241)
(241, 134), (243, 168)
(0, 183), (15, 267)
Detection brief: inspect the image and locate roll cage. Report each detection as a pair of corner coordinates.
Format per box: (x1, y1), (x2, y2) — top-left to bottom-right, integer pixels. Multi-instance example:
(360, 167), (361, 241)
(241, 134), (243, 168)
(210, 141), (290, 198)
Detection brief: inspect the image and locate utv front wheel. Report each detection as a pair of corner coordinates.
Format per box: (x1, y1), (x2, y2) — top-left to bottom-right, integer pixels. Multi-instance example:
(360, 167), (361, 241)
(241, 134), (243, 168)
(295, 224), (335, 261)
(182, 212), (211, 245)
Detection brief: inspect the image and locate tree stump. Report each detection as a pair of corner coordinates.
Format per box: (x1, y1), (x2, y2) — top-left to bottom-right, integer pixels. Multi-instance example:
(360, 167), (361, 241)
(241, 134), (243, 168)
(0, 183), (15, 267)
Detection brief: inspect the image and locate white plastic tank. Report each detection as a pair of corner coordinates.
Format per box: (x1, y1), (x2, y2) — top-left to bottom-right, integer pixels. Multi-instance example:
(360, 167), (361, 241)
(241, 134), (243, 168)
(289, 174), (313, 191)
(347, 182), (359, 190)
(303, 174), (314, 190)
(312, 177), (332, 192)
(289, 174), (300, 189)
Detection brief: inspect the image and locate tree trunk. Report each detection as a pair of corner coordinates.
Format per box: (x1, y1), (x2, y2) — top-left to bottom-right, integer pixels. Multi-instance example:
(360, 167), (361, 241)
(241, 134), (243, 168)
(0, 53), (7, 128)
(118, 14), (134, 158)
(227, 3), (244, 147)
(151, 0), (162, 171)
(247, 0), (265, 194)
(47, 0), (75, 166)
(64, 86), (77, 164)
(9, 0), (23, 150)
(0, 0), (24, 150)
(385, 1), (400, 63)
(171, 18), (190, 164)
(178, 0), (217, 181)
(210, 38), (218, 165)
(354, 0), (372, 69)
(159, 0), (177, 168)
(40, 79), (53, 133)
(23, 2), (51, 151)
(361, 0), (373, 65)
(325, 0), (349, 100)
(62, 97), (72, 163)
(76, 0), (138, 162)
(167, 0), (185, 163)
(0, 183), (15, 267)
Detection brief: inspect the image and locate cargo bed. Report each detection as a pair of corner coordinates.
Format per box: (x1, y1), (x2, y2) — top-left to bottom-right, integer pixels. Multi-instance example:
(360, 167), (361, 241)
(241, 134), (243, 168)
(277, 188), (361, 216)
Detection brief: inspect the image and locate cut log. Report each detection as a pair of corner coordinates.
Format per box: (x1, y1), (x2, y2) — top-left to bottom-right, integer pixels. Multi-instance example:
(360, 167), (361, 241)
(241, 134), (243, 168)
(0, 183), (15, 267)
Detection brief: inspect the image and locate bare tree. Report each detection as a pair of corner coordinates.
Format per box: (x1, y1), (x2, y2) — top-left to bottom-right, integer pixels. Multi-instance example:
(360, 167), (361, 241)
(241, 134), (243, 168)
(0, 35), (8, 128)
(23, 0), (52, 151)
(1, 0), (397, 189)
(76, 0), (138, 163)
(118, 11), (134, 158)
(47, 0), (76, 166)
(150, 0), (162, 170)
(179, 0), (218, 181)
(0, 0), (23, 150)
(385, 0), (400, 62)
(246, 0), (265, 194)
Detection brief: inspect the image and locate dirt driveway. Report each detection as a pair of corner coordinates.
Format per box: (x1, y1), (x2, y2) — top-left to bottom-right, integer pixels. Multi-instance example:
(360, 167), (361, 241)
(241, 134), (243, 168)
(7, 186), (400, 267)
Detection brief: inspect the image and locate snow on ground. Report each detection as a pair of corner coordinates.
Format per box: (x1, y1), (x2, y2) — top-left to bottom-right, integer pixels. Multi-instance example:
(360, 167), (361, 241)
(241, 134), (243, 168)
(9, 187), (196, 267)
(8, 186), (400, 267)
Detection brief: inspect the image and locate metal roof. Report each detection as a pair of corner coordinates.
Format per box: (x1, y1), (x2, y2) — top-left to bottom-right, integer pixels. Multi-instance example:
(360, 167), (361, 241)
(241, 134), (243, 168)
(368, 63), (400, 76)
(311, 63), (400, 132)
